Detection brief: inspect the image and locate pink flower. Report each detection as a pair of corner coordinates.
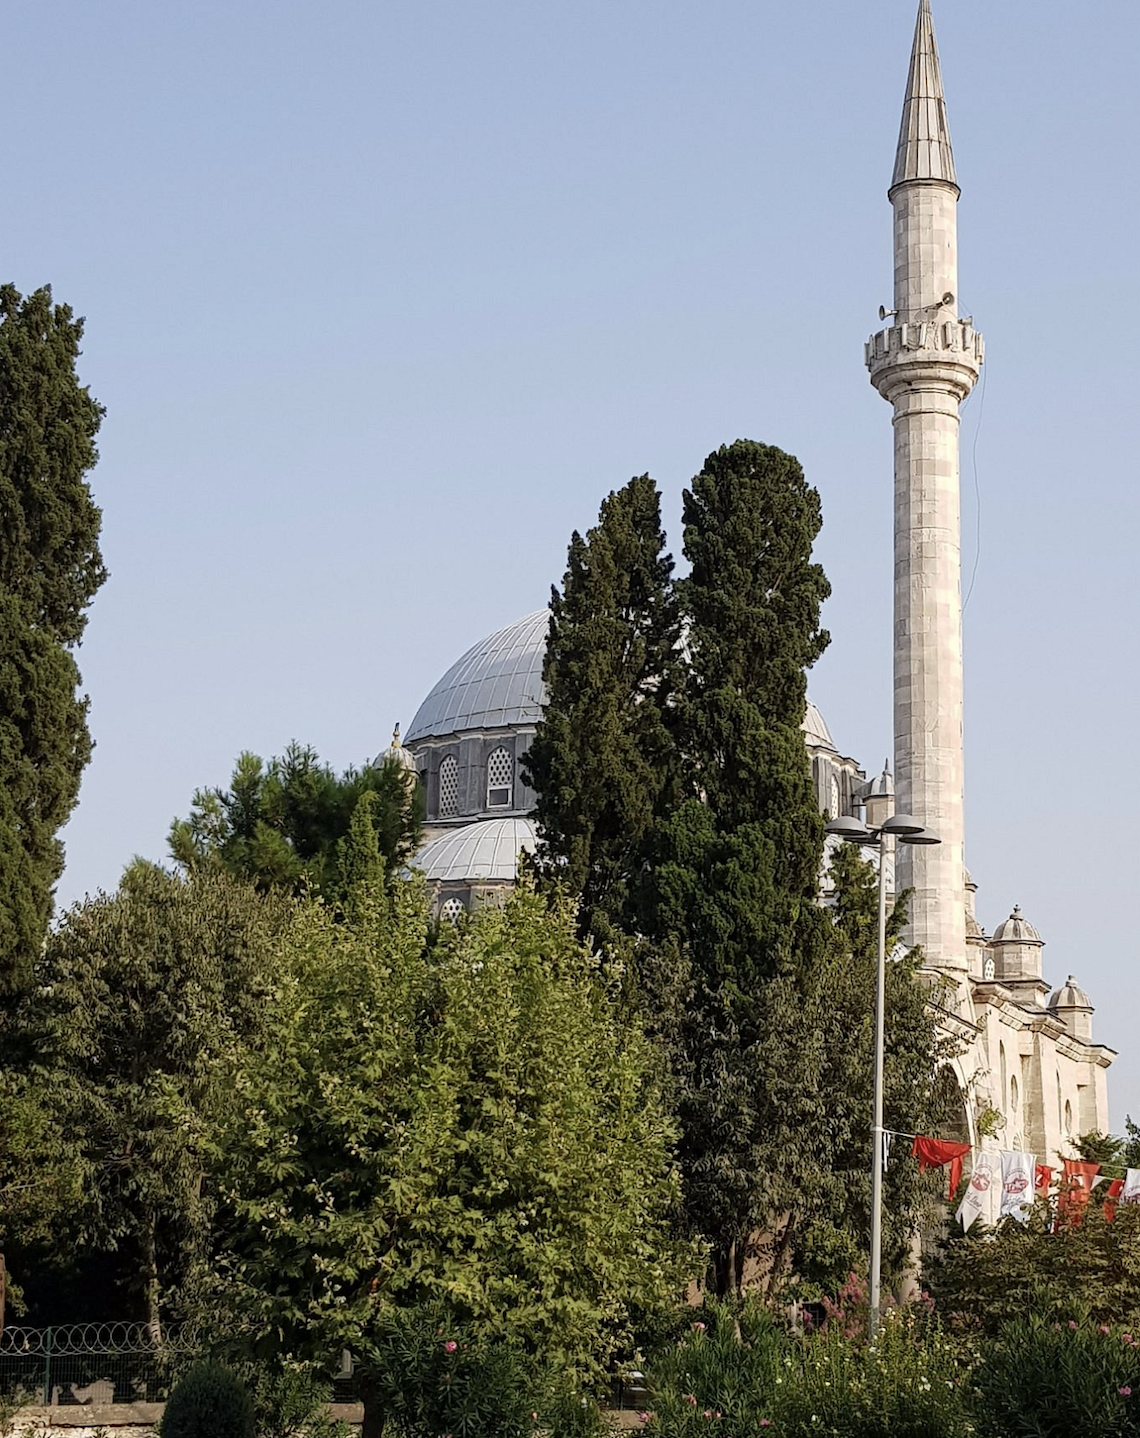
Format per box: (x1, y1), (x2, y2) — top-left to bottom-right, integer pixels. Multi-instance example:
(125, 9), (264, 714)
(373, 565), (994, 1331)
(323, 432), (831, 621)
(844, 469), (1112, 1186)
(759, 1423), (772, 1430)
(702, 1410), (713, 1419)
(1100, 1325), (1111, 1335)
(1069, 1321), (1079, 1330)
(443, 1340), (458, 1353)
(692, 1321), (707, 1332)
(637, 1414), (650, 1425)
(1121, 1387), (1133, 1397)
(685, 1395), (697, 1406)
(1125, 1334), (1135, 1345)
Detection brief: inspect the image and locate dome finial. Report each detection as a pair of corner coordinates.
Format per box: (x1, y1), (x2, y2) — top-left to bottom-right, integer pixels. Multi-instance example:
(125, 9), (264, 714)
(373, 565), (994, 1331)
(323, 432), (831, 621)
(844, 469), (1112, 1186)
(392, 722), (401, 747)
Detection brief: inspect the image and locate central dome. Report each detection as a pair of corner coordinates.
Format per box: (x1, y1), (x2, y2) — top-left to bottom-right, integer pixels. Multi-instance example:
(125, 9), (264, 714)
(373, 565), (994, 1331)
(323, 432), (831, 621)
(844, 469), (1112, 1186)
(406, 610), (549, 743)
(406, 607), (835, 749)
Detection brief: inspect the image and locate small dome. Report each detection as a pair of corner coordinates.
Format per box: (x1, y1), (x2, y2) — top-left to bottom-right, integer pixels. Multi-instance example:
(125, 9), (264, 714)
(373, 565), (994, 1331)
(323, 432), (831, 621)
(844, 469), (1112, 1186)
(865, 761), (893, 798)
(406, 611), (548, 743)
(411, 817), (538, 884)
(991, 905), (1043, 945)
(1049, 975), (1092, 1012)
(377, 724), (417, 773)
(803, 701), (835, 752)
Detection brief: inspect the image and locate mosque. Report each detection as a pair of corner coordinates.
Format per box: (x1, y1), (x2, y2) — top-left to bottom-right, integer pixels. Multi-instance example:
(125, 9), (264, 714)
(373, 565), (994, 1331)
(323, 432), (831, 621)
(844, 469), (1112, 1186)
(382, 1), (1114, 1174)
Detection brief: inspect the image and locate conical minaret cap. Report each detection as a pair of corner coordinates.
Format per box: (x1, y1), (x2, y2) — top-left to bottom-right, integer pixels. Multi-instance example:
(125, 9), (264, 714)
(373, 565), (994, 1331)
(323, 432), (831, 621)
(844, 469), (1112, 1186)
(891, 0), (958, 194)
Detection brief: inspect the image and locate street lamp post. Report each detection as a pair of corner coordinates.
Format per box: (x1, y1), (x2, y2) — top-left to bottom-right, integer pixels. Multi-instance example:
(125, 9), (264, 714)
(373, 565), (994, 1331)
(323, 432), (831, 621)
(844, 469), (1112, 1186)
(824, 810), (941, 1338)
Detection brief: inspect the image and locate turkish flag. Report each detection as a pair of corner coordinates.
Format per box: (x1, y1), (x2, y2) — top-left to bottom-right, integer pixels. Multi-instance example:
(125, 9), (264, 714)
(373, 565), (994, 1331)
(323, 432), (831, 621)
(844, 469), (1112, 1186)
(912, 1136), (972, 1199)
(1057, 1159), (1101, 1225)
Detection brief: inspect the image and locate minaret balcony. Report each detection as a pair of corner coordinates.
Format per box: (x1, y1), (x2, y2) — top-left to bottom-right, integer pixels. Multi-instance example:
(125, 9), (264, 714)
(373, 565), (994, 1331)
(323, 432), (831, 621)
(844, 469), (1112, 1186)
(866, 320), (983, 403)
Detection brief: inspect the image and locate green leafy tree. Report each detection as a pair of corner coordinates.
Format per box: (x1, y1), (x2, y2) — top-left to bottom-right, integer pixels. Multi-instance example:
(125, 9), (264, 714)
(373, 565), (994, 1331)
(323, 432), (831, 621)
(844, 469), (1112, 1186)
(523, 474), (682, 945)
(0, 284), (105, 995)
(207, 870), (691, 1438)
(645, 439), (833, 1290)
(169, 742), (422, 902)
(2, 866), (288, 1331)
(926, 1201), (1140, 1338)
(793, 842), (957, 1296)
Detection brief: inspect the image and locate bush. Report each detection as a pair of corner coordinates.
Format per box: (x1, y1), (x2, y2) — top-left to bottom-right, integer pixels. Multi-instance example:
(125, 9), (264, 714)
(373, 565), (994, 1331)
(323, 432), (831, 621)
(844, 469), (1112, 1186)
(160, 1361), (255, 1438)
(647, 1298), (784, 1437)
(251, 1365), (351, 1438)
(975, 1314), (1140, 1437)
(362, 1305), (537, 1438)
(774, 1309), (973, 1438)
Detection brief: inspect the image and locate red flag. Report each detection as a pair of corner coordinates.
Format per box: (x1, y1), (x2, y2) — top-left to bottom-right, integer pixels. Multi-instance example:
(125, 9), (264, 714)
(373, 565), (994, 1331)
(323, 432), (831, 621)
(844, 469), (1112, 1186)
(1057, 1159), (1101, 1225)
(1035, 1163), (1053, 1195)
(1105, 1178), (1125, 1223)
(912, 1136), (972, 1199)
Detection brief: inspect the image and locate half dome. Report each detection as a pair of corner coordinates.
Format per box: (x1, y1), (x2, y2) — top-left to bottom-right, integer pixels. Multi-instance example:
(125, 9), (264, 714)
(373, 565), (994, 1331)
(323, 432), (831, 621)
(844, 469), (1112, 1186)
(411, 817), (538, 884)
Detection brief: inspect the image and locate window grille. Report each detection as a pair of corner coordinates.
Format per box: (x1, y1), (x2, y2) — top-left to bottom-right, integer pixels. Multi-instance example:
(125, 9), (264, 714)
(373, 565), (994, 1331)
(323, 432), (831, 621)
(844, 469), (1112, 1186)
(486, 747), (513, 808)
(440, 897), (464, 925)
(439, 756), (459, 817)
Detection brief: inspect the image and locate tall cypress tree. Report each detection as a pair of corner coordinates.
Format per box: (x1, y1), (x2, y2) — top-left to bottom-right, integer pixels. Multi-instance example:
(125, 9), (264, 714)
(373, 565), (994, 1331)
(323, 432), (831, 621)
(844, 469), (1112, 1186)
(0, 285), (105, 995)
(523, 474), (681, 946)
(647, 439), (833, 1291)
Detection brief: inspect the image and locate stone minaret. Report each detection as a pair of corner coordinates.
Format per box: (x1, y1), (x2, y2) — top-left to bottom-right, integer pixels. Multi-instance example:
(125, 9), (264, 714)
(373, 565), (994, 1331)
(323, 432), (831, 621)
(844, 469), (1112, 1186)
(865, 0), (983, 976)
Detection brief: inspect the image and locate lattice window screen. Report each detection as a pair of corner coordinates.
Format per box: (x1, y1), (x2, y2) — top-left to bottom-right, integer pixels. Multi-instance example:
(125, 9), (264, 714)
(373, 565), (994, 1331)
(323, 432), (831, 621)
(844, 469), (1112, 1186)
(486, 747), (513, 808)
(439, 756), (459, 817)
(440, 897), (464, 926)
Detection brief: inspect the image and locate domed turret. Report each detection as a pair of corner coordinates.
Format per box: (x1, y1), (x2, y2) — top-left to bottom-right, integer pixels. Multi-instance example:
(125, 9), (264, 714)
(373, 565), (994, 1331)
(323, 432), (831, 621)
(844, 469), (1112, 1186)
(990, 905), (1048, 1000)
(863, 761), (895, 832)
(378, 723), (418, 776)
(1048, 975), (1094, 1043)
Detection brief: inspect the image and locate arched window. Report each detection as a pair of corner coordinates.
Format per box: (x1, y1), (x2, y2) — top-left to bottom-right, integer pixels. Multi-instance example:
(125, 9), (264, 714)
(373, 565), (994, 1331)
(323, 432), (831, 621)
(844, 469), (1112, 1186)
(1064, 1099), (1074, 1137)
(999, 1043), (1007, 1103)
(1010, 1075), (1019, 1111)
(829, 773), (841, 819)
(439, 756), (459, 818)
(486, 747), (513, 808)
(440, 896), (464, 926)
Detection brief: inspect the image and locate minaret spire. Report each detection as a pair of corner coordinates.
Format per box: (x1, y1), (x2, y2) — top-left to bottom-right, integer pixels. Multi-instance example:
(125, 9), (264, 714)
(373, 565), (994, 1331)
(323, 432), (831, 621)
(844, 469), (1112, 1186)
(865, 1), (983, 979)
(892, 0), (957, 193)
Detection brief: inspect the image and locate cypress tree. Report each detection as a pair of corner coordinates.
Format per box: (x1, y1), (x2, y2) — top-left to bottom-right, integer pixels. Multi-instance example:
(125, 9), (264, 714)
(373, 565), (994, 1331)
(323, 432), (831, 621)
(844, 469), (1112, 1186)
(0, 285), (105, 994)
(647, 439), (833, 1291)
(523, 474), (681, 946)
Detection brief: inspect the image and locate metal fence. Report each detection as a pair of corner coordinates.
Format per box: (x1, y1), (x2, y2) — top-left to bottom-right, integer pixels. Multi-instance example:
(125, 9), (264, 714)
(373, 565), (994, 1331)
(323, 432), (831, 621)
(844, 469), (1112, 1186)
(0, 1322), (197, 1407)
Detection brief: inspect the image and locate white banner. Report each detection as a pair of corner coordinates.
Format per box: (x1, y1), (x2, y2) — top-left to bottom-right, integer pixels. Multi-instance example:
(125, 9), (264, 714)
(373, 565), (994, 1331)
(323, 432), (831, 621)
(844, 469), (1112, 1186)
(957, 1150), (999, 1232)
(1122, 1169), (1140, 1206)
(1000, 1150), (1035, 1223)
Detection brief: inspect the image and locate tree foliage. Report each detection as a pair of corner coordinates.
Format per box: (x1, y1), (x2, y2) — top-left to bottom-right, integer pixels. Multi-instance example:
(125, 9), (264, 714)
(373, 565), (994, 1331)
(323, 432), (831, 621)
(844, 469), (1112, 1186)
(528, 440), (950, 1299)
(1, 866), (288, 1329)
(206, 870), (691, 1435)
(0, 283), (105, 994)
(169, 742), (422, 902)
(523, 474), (682, 945)
(644, 440), (834, 1286)
(926, 1200), (1140, 1338)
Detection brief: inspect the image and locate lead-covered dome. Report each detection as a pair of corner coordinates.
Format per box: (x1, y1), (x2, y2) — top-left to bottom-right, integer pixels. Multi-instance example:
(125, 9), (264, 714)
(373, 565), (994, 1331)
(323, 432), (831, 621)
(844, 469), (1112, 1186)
(411, 817), (538, 884)
(406, 611), (549, 743)
(992, 905), (1043, 946)
(406, 607), (838, 750)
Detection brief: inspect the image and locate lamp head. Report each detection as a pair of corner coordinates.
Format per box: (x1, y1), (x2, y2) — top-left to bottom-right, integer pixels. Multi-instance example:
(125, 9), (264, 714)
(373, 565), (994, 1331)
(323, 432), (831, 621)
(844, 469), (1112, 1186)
(824, 815), (873, 843)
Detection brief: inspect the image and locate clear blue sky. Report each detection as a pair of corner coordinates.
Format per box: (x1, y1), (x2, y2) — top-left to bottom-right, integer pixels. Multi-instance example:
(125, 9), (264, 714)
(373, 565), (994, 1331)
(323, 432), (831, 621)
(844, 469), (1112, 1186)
(12, 2), (1137, 1117)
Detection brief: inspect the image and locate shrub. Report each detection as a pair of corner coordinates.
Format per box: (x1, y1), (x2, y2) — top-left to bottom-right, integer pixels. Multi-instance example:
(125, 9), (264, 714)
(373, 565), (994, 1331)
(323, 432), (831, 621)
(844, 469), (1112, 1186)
(775, 1308), (973, 1438)
(159, 1361), (255, 1438)
(362, 1305), (536, 1438)
(250, 1365), (351, 1438)
(647, 1298), (784, 1438)
(974, 1314), (1140, 1437)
